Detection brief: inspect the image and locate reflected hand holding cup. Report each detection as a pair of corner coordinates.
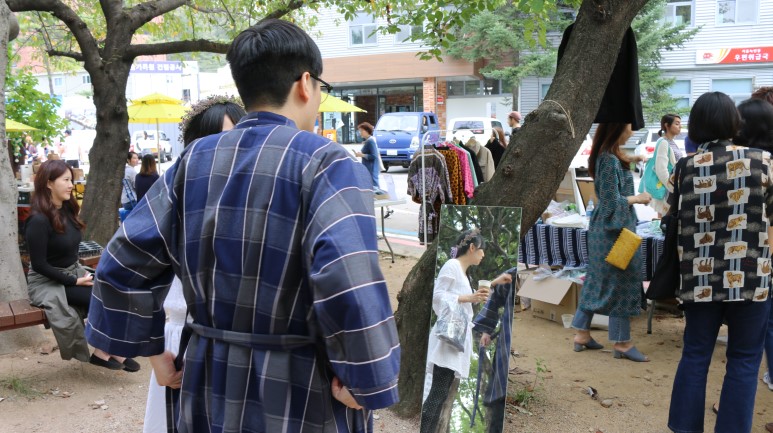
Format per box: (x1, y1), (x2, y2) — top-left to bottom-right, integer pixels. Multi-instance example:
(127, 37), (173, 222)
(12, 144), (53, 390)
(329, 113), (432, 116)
(476, 280), (491, 302)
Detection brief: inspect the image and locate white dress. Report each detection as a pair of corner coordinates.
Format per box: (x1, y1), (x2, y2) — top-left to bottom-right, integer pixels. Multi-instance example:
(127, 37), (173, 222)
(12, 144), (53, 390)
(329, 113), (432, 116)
(648, 138), (677, 215)
(425, 259), (473, 378)
(143, 277), (188, 433)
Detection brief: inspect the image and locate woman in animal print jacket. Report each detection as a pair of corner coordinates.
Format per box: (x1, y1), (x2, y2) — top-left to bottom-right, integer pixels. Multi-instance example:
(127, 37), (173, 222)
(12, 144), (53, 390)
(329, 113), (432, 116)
(667, 92), (773, 433)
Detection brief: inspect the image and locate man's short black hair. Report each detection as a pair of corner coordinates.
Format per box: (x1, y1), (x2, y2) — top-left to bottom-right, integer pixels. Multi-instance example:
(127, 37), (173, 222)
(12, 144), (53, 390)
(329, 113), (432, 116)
(227, 19), (323, 110)
(688, 92), (740, 145)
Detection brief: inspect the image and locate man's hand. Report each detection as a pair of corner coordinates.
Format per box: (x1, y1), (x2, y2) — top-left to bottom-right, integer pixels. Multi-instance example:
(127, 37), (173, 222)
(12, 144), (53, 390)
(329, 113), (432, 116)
(491, 273), (512, 287)
(480, 332), (492, 347)
(332, 376), (363, 409)
(149, 351), (183, 389)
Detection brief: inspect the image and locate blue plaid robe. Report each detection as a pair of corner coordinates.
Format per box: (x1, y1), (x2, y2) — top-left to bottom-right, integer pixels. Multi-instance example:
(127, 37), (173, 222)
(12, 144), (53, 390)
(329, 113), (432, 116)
(86, 112), (401, 433)
(472, 269), (517, 405)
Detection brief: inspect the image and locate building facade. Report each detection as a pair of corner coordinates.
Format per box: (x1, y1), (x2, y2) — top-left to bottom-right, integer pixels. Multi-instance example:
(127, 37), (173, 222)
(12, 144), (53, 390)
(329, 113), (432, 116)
(311, 8), (513, 143)
(521, 0), (773, 122)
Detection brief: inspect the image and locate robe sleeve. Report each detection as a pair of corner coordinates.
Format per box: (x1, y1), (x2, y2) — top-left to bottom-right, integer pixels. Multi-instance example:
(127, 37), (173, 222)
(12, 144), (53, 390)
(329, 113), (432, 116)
(595, 153), (631, 231)
(304, 147), (400, 410)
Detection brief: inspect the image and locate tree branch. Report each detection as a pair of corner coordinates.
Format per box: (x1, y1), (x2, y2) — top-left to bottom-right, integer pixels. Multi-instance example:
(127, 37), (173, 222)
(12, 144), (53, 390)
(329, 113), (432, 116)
(99, 0), (121, 29)
(126, 40), (230, 59)
(128, 0), (187, 33)
(8, 0), (101, 67)
(46, 49), (85, 62)
(260, 0), (313, 22)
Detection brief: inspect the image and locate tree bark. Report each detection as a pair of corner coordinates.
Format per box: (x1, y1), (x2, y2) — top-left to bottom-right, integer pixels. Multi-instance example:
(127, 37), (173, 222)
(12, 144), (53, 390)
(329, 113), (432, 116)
(79, 59), (133, 245)
(393, 0), (650, 416)
(0, 1), (46, 354)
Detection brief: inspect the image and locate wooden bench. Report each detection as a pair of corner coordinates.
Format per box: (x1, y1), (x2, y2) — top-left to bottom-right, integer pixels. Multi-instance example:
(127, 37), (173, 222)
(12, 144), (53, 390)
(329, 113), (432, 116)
(0, 299), (47, 332)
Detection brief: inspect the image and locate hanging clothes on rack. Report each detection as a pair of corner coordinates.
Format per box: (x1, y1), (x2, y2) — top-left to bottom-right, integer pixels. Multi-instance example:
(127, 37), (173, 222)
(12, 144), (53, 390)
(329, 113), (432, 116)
(460, 138), (484, 184)
(486, 138), (506, 169)
(465, 137), (495, 182)
(435, 145), (466, 205)
(447, 143), (475, 198)
(407, 148), (453, 244)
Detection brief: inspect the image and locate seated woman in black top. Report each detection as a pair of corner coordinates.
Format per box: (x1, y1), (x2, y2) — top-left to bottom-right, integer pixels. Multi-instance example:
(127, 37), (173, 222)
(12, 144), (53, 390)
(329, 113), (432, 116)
(25, 160), (140, 372)
(135, 154), (160, 203)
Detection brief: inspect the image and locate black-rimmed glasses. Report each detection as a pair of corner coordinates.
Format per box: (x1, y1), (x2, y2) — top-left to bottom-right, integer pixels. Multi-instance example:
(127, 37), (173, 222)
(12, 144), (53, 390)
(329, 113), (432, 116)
(297, 73), (333, 102)
(310, 74), (333, 95)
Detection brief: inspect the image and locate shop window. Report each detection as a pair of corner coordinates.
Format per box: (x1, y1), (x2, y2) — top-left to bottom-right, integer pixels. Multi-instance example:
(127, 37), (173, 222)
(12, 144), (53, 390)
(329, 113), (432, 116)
(465, 80), (481, 95)
(54, 77), (63, 87)
(82, 75), (91, 84)
(712, 78), (753, 103)
(664, 1), (692, 26)
(447, 79), (505, 96)
(447, 80), (464, 96)
(395, 24), (422, 43)
(482, 79), (500, 95)
(717, 0), (758, 25)
(349, 12), (378, 46)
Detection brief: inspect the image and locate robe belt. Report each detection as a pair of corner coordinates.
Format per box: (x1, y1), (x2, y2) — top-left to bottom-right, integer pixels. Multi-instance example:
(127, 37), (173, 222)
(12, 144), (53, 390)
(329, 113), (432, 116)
(187, 322), (316, 351)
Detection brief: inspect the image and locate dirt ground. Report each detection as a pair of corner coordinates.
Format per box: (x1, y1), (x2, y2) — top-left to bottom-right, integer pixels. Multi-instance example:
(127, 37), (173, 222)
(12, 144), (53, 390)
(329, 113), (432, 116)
(2, 253), (773, 433)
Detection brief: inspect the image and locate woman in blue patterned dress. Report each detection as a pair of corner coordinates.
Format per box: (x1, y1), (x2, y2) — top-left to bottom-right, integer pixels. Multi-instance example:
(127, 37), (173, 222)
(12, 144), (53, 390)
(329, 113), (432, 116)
(570, 123), (652, 361)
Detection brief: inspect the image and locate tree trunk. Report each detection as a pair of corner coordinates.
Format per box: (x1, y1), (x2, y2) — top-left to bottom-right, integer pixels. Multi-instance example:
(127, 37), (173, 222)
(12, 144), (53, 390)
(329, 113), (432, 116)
(79, 61), (133, 246)
(393, 0), (650, 416)
(0, 1), (45, 354)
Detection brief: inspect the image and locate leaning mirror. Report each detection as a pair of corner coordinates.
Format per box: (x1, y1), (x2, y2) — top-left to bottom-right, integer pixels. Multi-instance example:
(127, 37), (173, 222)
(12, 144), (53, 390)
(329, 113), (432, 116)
(421, 205), (522, 433)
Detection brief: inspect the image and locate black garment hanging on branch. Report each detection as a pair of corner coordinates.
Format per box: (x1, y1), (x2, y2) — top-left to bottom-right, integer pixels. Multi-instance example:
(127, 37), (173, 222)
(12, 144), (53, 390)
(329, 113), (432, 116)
(557, 24), (645, 131)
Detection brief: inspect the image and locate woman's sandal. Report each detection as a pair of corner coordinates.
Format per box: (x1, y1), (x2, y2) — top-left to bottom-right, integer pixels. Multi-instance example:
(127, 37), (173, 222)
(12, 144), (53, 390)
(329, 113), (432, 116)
(613, 346), (650, 362)
(573, 338), (604, 352)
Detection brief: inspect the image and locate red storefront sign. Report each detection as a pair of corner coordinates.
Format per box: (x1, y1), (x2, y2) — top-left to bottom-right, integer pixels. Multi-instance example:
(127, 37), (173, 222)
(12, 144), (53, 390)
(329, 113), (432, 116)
(696, 47), (773, 64)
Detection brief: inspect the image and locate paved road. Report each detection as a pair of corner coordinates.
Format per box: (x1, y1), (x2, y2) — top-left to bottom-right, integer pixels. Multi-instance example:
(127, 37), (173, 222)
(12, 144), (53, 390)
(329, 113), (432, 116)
(375, 166), (426, 259)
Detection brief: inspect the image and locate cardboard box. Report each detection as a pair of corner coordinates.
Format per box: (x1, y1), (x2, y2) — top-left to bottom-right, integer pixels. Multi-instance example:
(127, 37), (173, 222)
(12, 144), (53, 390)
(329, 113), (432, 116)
(72, 168), (85, 181)
(518, 272), (579, 325)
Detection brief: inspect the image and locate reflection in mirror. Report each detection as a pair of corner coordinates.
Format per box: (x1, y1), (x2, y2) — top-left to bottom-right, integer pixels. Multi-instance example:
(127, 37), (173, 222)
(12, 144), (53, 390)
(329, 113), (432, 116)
(420, 205), (522, 433)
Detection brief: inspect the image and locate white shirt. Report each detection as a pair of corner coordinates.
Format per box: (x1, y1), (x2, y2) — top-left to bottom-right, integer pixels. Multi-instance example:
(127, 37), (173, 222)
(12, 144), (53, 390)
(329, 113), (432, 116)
(61, 135), (80, 161)
(426, 259), (473, 378)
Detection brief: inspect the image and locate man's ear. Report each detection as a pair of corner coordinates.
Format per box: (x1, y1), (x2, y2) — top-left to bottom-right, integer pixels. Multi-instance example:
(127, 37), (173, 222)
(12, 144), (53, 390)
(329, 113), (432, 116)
(296, 72), (313, 104)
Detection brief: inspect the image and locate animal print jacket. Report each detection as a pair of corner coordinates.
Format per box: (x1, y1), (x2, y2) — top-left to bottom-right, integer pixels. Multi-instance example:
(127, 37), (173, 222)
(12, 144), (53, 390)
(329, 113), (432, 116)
(669, 140), (773, 302)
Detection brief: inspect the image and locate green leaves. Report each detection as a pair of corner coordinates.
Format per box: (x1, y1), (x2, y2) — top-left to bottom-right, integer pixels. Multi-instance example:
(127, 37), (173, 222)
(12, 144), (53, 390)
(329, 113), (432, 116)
(5, 67), (67, 142)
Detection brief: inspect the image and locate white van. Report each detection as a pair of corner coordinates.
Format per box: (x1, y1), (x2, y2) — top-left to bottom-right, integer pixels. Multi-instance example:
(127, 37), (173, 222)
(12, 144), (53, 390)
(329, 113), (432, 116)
(445, 117), (506, 146)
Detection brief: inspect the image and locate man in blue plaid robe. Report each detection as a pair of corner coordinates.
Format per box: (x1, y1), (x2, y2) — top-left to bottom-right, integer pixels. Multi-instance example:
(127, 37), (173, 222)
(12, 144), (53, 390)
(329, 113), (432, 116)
(472, 269), (517, 433)
(86, 19), (400, 433)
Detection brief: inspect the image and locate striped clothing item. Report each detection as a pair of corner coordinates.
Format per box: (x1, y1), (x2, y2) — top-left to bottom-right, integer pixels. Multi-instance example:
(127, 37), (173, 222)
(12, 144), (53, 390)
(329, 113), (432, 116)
(86, 112), (400, 433)
(472, 269), (516, 405)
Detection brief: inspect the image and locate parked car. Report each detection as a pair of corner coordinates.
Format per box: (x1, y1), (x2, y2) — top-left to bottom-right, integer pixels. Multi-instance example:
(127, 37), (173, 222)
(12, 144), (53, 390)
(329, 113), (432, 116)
(445, 117), (506, 146)
(634, 128), (687, 160)
(375, 112), (441, 170)
(132, 130), (172, 161)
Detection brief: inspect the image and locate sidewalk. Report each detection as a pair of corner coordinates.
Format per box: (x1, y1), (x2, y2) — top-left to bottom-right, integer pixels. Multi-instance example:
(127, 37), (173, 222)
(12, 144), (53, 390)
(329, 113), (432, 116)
(377, 231), (426, 260)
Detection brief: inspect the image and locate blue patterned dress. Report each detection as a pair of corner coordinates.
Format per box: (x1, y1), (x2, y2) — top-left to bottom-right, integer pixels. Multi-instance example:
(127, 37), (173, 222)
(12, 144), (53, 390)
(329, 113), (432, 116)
(579, 152), (642, 317)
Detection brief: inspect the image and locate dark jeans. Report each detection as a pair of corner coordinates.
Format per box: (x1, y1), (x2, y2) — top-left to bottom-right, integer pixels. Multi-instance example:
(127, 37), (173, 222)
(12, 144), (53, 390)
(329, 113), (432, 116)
(668, 300), (770, 433)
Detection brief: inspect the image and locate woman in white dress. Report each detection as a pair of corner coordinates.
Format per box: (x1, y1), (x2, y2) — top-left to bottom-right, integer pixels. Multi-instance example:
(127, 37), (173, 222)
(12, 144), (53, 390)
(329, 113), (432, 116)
(645, 114), (683, 215)
(420, 229), (512, 433)
(143, 96), (246, 433)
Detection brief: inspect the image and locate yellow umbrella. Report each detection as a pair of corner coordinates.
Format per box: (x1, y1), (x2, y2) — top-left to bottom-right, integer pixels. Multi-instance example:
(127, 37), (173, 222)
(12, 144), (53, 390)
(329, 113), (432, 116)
(318, 94), (367, 113)
(6, 118), (38, 132)
(127, 93), (188, 123)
